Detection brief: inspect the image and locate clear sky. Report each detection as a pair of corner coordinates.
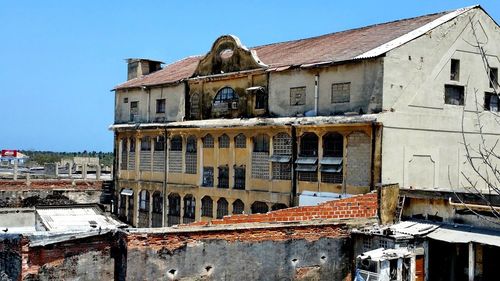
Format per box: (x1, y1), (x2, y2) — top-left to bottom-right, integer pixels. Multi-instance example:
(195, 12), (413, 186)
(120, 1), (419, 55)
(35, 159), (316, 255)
(1, 0), (499, 152)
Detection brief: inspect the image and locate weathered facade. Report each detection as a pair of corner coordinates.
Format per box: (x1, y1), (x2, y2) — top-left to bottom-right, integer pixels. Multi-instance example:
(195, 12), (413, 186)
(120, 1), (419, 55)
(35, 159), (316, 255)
(111, 6), (500, 228)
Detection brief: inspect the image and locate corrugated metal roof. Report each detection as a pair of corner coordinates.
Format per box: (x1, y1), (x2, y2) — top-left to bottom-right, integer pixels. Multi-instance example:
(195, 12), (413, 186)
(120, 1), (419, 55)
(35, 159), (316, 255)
(114, 7), (477, 90)
(36, 206), (125, 231)
(427, 225), (500, 247)
(390, 221), (439, 236)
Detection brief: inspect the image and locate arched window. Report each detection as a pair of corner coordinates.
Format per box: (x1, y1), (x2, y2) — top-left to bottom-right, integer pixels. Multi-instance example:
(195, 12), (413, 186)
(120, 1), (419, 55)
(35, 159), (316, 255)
(300, 133), (318, 156)
(219, 134), (230, 148)
(233, 199), (244, 214)
(234, 133), (246, 148)
(253, 134), (269, 153)
(152, 191), (163, 227)
(201, 196), (213, 217)
(271, 203), (287, 211)
(183, 195), (196, 224)
(251, 201), (269, 214)
(120, 138), (128, 170)
(139, 190), (150, 211)
(190, 93), (200, 118)
(217, 198), (229, 219)
(170, 135), (182, 151)
(213, 87), (238, 104)
(203, 134), (214, 148)
(323, 133), (343, 157)
(129, 137), (136, 152)
(186, 136), (197, 153)
(167, 193), (181, 226)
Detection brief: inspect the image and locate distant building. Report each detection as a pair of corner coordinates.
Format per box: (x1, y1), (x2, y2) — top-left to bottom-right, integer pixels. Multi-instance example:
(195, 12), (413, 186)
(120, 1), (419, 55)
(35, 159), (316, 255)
(0, 150), (29, 167)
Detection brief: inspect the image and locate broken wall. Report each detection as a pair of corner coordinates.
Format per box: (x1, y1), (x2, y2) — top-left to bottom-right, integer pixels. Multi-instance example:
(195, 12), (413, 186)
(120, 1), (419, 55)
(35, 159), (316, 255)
(0, 234), (22, 281)
(125, 224), (352, 281)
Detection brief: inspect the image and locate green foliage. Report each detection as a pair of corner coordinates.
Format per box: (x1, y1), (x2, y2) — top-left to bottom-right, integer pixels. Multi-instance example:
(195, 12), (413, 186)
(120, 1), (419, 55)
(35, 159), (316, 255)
(20, 150), (114, 166)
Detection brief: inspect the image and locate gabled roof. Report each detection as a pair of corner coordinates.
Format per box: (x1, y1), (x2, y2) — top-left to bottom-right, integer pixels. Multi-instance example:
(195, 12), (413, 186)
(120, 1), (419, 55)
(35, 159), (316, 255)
(114, 6), (478, 90)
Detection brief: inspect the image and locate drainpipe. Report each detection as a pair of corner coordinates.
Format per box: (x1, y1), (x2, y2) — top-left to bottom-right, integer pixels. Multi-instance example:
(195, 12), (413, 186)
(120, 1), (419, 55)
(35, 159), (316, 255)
(163, 127), (168, 227)
(144, 86), (151, 122)
(314, 74), (319, 116)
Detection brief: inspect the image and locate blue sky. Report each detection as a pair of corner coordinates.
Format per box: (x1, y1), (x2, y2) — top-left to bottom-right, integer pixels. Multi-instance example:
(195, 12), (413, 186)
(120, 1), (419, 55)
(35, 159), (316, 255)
(1, 1), (499, 152)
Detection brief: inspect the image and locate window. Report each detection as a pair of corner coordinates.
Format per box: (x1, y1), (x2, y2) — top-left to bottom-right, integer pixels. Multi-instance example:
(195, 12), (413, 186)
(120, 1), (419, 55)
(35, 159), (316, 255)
(234, 166), (245, 190)
(255, 89), (267, 109)
(253, 134), (269, 152)
(219, 134), (230, 148)
(129, 138), (136, 152)
(170, 136), (182, 151)
(130, 101), (139, 121)
(331, 83), (351, 103)
(139, 190), (149, 211)
(152, 191), (163, 227)
(190, 93), (200, 118)
(271, 203), (287, 211)
(156, 99), (166, 113)
(124, 97), (128, 103)
(298, 171), (318, 182)
(300, 133), (318, 157)
(217, 198), (229, 219)
(202, 167), (214, 187)
(444, 85), (465, 105)
(272, 163), (291, 180)
(233, 200), (244, 214)
(183, 195), (196, 222)
(484, 92), (499, 112)
(203, 134), (214, 148)
(167, 193), (181, 226)
(214, 87), (238, 104)
(201, 196), (213, 217)
(490, 67), (498, 88)
(154, 136), (165, 151)
(120, 138), (128, 170)
(185, 136), (197, 174)
(218, 166), (229, 188)
(273, 133), (292, 155)
(235, 134), (246, 148)
(450, 59), (460, 81)
(141, 137), (151, 151)
(290, 87), (306, 106)
(323, 133), (343, 157)
(251, 201), (269, 214)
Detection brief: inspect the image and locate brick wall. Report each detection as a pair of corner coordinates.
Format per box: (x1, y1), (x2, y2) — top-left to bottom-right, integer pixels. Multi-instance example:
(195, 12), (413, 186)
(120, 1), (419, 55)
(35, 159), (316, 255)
(185, 192), (377, 227)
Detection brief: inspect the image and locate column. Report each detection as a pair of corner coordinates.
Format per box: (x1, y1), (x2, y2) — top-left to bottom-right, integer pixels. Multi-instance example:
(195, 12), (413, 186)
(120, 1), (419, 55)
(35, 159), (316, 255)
(180, 194), (185, 223)
(212, 198), (217, 219)
(195, 196), (202, 221)
(468, 243), (474, 281)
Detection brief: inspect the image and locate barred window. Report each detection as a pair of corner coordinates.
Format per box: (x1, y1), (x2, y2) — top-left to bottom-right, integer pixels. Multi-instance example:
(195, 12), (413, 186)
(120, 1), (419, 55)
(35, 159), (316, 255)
(251, 201), (269, 214)
(235, 134), (246, 148)
(323, 133), (343, 157)
(233, 199), (244, 214)
(170, 136), (182, 151)
(272, 162), (291, 180)
(203, 134), (214, 148)
(219, 134), (230, 148)
(300, 133), (318, 156)
(252, 152), (269, 179)
(253, 134), (269, 152)
(217, 198), (229, 219)
(290, 87), (306, 106)
(120, 138), (128, 170)
(184, 195), (196, 219)
(202, 167), (214, 187)
(141, 137), (151, 151)
(218, 166), (229, 188)
(154, 136), (165, 151)
(234, 166), (245, 190)
(273, 133), (291, 155)
(201, 196), (213, 217)
(321, 172), (342, 184)
(185, 136), (197, 174)
(139, 190), (150, 211)
(152, 191), (162, 213)
(331, 83), (350, 103)
(298, 171), (318, 182)
(190, 93), (200, 118)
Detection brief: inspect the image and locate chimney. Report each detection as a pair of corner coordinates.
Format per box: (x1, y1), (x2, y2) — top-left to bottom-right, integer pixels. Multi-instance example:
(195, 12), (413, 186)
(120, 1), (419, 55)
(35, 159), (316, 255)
(126, 58), (164, 80)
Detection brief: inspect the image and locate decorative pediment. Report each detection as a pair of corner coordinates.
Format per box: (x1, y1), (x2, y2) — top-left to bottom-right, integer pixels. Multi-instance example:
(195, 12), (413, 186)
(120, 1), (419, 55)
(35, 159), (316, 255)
(193, 35), (267, 77)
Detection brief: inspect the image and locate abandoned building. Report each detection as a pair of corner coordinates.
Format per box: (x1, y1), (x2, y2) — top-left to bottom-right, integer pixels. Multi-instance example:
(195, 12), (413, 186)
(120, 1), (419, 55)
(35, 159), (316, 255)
(110, 5), (500, 234)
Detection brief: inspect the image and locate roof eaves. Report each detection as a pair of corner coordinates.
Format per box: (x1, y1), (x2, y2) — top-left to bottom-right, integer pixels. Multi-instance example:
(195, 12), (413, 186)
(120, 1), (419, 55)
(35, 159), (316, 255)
(354, 5), (478, 60)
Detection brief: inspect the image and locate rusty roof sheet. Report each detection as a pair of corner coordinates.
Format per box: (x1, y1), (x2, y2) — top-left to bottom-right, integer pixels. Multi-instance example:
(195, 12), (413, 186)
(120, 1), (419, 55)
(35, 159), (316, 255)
(114, 7), (475, 90)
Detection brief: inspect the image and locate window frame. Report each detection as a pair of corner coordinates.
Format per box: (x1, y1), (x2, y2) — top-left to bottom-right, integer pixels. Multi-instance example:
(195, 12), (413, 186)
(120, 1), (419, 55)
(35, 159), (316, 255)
(331, 82), (351, 103)
(444, 84), (465, 106)
(450, 59), (460, 81)
(156, 99), (166, 114)
(290, 86), (306, 106)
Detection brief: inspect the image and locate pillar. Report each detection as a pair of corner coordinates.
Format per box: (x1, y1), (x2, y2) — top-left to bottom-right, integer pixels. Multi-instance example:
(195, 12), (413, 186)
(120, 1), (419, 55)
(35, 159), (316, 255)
(195, 196), (202, 221)
(96, 165), (101, 180)
(13, 160), (18, 180)
(82, 163), (87, 180)
(469, 243), (474, 281)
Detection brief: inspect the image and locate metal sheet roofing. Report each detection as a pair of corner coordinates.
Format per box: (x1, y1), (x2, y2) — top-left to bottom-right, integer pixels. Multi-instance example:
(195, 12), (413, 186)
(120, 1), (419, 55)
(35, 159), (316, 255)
(427, 225), (500, 247)
(114, 6), (477, 90)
